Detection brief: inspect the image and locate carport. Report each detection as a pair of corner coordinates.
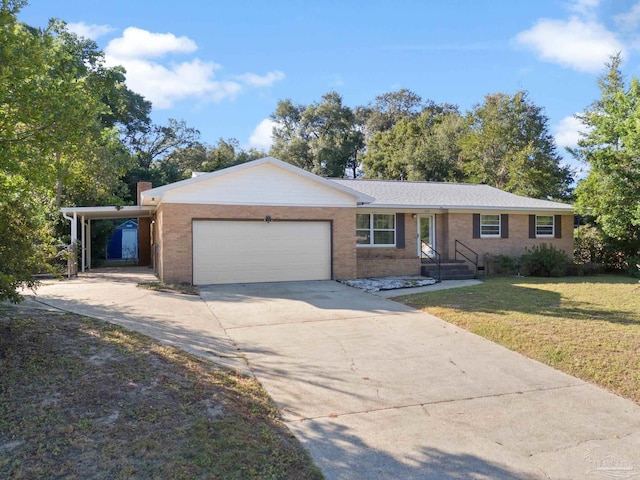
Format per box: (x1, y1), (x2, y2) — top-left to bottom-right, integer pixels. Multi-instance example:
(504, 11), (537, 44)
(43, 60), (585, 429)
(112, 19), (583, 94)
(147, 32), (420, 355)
(60, 205), (154, 273)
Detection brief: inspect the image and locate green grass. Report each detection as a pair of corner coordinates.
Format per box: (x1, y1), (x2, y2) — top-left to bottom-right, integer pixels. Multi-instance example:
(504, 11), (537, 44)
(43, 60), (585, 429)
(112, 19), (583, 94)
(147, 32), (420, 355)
(0, 309), (323, 479)
(397, 275), (640, 403)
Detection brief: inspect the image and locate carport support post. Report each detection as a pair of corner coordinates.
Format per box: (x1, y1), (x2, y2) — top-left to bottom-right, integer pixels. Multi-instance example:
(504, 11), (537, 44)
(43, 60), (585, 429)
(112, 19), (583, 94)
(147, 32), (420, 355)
(81, 215), (86, 273)
(86, 219), (91, 270)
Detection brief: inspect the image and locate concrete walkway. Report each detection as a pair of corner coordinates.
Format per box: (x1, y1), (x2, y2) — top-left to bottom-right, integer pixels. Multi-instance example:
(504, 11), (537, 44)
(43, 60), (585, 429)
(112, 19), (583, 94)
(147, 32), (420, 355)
(22, 270), (640, 479)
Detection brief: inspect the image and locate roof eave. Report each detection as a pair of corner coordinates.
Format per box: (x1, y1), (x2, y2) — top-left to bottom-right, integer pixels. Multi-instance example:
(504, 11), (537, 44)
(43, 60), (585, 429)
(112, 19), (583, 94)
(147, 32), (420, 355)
(60, 205), (156, 219)
(356, 204), (574, 213)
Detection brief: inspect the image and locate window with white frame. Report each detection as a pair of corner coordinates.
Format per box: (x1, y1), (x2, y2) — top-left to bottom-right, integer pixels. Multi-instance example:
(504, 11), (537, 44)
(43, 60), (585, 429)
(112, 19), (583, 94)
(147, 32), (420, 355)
(480, 214), (501, 238)
(535, 215), (554, 237)
(356, 213), (395, 246)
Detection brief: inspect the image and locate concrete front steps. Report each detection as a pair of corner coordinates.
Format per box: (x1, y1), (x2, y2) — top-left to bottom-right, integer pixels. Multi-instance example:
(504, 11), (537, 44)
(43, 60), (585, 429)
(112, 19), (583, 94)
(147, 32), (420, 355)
(421, 259), (477, 280)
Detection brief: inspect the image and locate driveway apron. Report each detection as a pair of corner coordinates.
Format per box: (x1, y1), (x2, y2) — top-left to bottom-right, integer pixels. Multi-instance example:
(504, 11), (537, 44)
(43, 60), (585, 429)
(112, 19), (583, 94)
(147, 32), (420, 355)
(200, 280), (640, 480)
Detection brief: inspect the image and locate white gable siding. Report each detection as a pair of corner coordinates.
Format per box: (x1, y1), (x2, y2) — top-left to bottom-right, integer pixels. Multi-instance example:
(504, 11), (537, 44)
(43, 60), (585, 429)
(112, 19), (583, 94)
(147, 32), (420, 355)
(163, 163), (356, 206)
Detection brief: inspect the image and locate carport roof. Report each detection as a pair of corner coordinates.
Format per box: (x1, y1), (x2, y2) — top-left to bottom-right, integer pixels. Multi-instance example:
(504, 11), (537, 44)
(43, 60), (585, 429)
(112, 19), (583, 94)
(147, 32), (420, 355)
(60, 205), (155, 220)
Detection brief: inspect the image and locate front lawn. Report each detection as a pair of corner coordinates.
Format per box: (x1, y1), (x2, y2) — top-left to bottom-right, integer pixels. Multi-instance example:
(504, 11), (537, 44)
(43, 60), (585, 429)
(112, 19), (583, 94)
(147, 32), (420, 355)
(0, 308), (323, 479)
(397, 276), (640, 403)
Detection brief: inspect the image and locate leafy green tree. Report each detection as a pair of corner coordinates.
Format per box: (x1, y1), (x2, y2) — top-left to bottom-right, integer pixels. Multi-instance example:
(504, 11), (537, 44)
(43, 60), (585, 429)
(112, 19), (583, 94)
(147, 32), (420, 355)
(572, 54), (640, 257)
(269, 99), (313, 171)
(270, 92), (364, 177)
(0, 2), (150, 300)
(358, 88), (424, 137)
(122, 119), (200, 200)
(362, 103), (464, 181)
(160, 138), (267, 180)
(0, 176), (55, 303)
(459, 91), (572, 199)
(0, 3), (74, 299)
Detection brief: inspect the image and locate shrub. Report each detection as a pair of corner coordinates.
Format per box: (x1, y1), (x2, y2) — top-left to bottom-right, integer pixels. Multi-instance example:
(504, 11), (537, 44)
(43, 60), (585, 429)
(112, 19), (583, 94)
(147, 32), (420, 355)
(626, 256), (640, 278)
(484, 254), (518, 275)
(574, 225), (627, 271)
(520, 244), (572, 277)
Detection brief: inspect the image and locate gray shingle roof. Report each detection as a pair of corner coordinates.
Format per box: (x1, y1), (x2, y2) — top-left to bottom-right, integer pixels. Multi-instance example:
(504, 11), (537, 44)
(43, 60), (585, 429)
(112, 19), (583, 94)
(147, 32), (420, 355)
(330, 179), (573, 212)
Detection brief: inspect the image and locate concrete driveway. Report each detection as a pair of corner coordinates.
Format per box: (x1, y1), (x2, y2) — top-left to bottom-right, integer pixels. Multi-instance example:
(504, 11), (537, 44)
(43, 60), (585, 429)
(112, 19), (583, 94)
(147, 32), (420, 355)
(25, 271), (640, 479)
(200, 280), (640, 480)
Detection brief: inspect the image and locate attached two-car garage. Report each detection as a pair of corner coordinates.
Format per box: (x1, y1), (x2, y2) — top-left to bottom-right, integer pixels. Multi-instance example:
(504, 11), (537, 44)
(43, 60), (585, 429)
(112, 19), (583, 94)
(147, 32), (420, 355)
(192, 220), (332, 285)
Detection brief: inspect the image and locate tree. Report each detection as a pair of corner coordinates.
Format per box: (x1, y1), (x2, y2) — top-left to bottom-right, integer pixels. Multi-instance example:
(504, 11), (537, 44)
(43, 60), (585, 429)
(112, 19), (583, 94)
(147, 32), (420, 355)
(270, 92), (364, 177)
(0, 3), (66, 300)
(358, 88), (424, 137)
(362, 103), (465, 181)
(458, 91), (573, 199)
(572, 54), (640, 257)
(122, 119), (200, 200)
(160, 138), (267, 180)
(0, 2), (151, 300)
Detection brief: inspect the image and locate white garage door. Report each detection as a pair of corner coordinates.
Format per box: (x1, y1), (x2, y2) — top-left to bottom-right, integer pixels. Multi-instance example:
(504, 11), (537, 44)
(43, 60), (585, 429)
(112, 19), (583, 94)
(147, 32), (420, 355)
(192, 220), (331, 285)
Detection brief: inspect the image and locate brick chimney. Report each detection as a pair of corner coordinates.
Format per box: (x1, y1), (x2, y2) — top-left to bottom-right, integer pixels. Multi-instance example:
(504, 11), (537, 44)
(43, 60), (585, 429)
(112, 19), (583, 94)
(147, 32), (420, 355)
(137, 181), (153, 206)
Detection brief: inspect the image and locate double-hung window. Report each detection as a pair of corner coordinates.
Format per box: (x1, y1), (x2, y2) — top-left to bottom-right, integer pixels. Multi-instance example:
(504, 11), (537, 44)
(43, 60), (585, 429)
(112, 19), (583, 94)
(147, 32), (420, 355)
(480, 214), (501, 238)
(356, 213), (395, 246)
(535, 215), (554, 237)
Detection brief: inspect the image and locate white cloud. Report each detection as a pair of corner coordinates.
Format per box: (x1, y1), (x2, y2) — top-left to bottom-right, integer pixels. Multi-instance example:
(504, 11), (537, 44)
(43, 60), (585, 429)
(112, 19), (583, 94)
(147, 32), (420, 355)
(514, 17), (625, 73)
(66, 22), (114, 40)
(106, 27), (197, 59)
(569, 0), (600, 17)
(109, 57), (241, 109)
(614, 2), (640, 31)
(247, 119), (277, 150)
(554, 115), (590, 148)
(103, 27), (284, 109)
(236, 71), (285, 87)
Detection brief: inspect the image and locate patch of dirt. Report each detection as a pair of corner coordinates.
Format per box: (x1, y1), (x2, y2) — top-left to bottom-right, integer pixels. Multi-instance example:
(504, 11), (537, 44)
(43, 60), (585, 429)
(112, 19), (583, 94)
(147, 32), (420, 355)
(0, 309), (323, 479)
(137, 281), (199, 295)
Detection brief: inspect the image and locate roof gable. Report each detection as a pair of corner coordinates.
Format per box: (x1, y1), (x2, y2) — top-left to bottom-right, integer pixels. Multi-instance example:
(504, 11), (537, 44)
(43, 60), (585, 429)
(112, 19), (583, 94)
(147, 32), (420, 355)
(142, 157), (373, 207)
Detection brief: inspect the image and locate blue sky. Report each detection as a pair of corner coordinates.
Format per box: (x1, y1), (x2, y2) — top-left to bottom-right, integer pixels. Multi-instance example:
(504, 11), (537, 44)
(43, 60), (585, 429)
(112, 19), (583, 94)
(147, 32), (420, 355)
(19, 0), (640, 172)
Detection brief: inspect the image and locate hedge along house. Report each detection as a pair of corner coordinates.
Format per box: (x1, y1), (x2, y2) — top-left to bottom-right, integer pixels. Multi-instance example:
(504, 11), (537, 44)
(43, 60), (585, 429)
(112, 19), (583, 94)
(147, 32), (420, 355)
(62, 157), (573, 284)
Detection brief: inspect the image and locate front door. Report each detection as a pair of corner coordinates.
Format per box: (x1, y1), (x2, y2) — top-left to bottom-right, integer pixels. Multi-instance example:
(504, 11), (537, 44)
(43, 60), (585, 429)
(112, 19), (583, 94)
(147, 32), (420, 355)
(418, 215), (435, 257)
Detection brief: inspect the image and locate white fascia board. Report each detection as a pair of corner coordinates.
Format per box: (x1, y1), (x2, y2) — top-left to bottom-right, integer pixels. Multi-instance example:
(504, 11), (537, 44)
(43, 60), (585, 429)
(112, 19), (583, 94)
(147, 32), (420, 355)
(141, 157), (374, 205)
(60, 205), (155, 219)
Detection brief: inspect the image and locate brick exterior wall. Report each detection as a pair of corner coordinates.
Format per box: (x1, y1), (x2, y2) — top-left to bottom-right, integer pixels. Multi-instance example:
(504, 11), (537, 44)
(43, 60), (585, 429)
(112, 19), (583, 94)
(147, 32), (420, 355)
(356, 213), (421, 277)
(156, 203), (356, 284)
(155, 205), (574, 283)
(445, 213), (574, 267)
(355, 211), (574, 278)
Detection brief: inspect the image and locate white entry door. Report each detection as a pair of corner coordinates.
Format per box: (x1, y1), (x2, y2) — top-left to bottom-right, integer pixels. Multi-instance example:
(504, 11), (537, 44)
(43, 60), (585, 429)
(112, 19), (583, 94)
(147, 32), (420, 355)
(417, 215), (435, 257)
(192, 220), (331, 285)
(121, 229), (138, 259)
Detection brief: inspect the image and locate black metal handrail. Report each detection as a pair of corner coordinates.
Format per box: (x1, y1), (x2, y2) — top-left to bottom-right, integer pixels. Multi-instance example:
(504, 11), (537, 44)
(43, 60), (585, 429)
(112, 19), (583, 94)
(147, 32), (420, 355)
(455, 240), (479, 278)
(421, 246), (441, 281)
